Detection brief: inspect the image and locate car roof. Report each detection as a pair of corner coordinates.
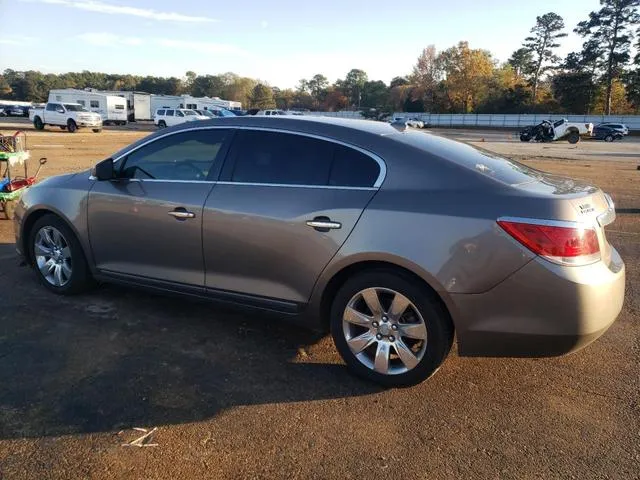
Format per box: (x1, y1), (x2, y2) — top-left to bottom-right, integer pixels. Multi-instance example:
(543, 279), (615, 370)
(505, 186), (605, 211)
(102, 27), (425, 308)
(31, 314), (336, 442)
(111, 116), (516, 191)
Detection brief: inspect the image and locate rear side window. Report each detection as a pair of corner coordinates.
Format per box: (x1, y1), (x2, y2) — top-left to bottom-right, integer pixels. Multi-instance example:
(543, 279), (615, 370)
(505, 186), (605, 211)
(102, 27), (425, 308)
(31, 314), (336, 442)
(166, 110), (174, 116)
(329, 145), (380, 187)
(230, 131), (333, 185)
(157, 109), (165, 116)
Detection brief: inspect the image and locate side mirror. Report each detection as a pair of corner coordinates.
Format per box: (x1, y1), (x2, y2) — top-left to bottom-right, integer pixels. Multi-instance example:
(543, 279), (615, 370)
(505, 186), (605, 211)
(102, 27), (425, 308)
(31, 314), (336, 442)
(92, 158), (114, 181)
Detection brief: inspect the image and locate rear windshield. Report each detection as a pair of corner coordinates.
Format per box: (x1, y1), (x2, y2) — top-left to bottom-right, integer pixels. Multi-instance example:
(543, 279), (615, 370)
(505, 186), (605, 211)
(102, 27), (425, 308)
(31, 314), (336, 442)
(396, 130), (543, 186)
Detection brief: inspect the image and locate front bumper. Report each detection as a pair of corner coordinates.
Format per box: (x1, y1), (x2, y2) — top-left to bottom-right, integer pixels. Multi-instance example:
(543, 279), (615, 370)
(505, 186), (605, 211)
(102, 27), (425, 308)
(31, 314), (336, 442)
(451, 246), (625, 357)
(77, 120), (102, 127)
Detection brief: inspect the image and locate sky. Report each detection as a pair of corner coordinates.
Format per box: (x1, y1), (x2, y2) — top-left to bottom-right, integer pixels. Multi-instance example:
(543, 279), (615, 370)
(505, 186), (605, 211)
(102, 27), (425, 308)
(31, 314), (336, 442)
(0, 0), (605, 88)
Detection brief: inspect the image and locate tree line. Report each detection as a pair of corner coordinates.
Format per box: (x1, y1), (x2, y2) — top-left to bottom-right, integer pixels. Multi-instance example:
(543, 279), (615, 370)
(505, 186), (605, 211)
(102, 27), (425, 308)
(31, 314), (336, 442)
(1, 0), (639, 115)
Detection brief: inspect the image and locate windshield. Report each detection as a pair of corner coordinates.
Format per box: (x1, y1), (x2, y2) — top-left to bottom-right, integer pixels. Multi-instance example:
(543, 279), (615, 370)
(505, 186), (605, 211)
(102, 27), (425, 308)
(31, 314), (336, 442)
(218, 109), (235, 117)
(183, 110), (196, 116)
(64, 104), (89, 112)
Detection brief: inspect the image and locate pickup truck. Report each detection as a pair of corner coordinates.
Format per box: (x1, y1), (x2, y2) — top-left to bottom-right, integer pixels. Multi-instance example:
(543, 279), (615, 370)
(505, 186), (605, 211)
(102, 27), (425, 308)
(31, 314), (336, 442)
(29, 102), (103, 133)
(519, 119), (593, 144)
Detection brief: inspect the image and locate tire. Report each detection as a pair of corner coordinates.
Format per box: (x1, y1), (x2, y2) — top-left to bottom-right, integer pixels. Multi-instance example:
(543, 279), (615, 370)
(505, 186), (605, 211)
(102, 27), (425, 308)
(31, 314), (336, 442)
(567, 131), (580, 144)
(330, 270), (454, 387)
(60, 126), (66, 130)
(28, 214), (94, 295)
(4, 200), (16, 220)
(519, 134), (530, 142)
(158, 120), (166, 129)
(67, 119), (77, 133)
(604, 134), (614, 142)
(33, 117), (44, 130)
(92, 128), (102, 133)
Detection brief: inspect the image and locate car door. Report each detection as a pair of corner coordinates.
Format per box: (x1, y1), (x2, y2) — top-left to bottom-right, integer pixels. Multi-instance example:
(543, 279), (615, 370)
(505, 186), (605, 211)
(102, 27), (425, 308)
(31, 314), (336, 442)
(46, 103), (63, 124)
(165, 109), (176, 126)
(202, 129), (384, 308)
(88, 127), (232, 288)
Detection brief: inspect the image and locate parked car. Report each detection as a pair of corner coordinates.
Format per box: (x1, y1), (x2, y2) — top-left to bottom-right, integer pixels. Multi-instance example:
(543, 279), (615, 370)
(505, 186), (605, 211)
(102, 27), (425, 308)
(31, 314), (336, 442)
(3, 105), (26, 117)
(392, 116), (424, 128)
(195, 108), (236, 118)
(13, 117), (625, 387)
(255, 109), (288, 116)
(0, 106), (5, 117)
(29, 102), (103, 133)
(520, 119), (593, 144)
(597, 123), (629, 136)
(153, 108), (207, 128)
(592, 125), (624, 142)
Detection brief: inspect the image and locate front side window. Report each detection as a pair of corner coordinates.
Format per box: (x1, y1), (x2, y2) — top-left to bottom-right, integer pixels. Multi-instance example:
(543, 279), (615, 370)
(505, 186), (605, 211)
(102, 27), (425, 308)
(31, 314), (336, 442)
(553, 120), (564, 127)
(120, 129), (229, 181)
(46, 103), (59, 111)
(230, 131), (334, 185)
(176, 110), (185, 117)
(165, 110), (174, 116)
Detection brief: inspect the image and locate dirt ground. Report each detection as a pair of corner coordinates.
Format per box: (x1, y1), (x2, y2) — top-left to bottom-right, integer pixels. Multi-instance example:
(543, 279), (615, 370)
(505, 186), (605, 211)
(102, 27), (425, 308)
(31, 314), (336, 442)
(0, 121), (638, 479)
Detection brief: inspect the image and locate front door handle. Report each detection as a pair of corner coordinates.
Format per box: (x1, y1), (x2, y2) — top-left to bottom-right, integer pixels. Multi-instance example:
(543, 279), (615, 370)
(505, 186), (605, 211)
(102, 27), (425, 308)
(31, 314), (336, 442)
(306, 217), (342, 232)
(168, 208), (195, 220)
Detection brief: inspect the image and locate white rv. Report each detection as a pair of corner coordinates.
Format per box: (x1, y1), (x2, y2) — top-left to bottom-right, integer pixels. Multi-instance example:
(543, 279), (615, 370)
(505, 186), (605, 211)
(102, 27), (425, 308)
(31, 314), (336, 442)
(150, 94), (242, 113)
(48, 89), (128, 125)
(99, 90), (152, 121)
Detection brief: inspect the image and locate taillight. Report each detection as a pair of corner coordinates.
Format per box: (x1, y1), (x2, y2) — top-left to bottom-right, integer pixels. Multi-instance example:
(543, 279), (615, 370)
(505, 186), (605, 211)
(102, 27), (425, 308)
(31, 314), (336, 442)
(498, 218), (600, 266)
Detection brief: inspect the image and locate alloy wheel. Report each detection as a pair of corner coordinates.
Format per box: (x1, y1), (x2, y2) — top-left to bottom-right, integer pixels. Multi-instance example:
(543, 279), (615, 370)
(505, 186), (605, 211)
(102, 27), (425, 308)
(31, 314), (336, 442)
(342, 287), (428, 375)
(34, 226), (72, 287)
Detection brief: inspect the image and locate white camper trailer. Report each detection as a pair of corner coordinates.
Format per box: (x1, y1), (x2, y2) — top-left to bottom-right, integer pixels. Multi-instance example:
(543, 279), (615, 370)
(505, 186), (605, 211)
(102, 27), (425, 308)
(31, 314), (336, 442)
(99, 91), (152, 121)
(48, 89), (128, 125)
(150, 95), (241, 114)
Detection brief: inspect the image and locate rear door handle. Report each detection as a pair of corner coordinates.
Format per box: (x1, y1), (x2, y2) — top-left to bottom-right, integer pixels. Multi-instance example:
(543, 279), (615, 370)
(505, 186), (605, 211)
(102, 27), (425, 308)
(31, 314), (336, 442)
(306, 217), (341, 232)
(168, 208), (195, 220)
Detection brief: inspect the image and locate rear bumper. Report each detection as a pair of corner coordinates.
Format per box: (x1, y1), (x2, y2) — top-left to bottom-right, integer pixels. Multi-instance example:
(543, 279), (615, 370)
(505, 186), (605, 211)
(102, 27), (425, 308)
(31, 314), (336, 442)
(451, 247), (625, 357)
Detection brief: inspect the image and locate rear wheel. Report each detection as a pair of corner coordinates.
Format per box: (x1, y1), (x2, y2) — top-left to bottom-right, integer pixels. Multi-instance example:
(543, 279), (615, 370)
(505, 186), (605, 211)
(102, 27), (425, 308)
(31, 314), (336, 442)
(330, 270), (453, 387)
(92, 128), (102, 133)
(604, 134), (614, 142)
(519, 133), (531, 142)
(67, 119), (77, 133)
(28, 214), (94, 295)
(567, 131), (580, 144)
(33, 117), (44, 130)
(59, 125), (66, 130)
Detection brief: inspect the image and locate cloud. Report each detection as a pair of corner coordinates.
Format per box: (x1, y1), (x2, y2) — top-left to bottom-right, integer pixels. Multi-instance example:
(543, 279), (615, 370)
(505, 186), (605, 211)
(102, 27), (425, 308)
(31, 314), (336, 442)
(75, 33), (245, 56)
(0, 35), (38, 45)
(77, 32), (143, 46)
(24, 0), (216, 23)
(157, 39), (247, 55)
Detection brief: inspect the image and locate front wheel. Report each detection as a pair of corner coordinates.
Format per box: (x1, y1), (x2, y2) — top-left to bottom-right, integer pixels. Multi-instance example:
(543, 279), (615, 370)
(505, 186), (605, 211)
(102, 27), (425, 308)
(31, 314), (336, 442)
(604, 134), (614, 142)
(67, 119), (77, 133)
(28, 214), (94, 295)
(157, 120), (167, 129)
(519, 133), (531, 142)
(330, 270), (454, 387)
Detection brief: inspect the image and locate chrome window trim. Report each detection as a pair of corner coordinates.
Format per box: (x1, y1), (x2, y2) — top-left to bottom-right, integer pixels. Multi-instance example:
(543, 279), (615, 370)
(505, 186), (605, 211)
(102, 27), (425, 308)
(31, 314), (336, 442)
(111, 125), (387, 188)
(216, 181), (376, 191)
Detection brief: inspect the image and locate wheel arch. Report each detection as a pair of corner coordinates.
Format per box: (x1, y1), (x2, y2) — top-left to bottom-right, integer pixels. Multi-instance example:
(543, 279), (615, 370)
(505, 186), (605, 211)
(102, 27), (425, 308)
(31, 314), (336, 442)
(315, 257), (456, 333)
(21, 208), (91, 268)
